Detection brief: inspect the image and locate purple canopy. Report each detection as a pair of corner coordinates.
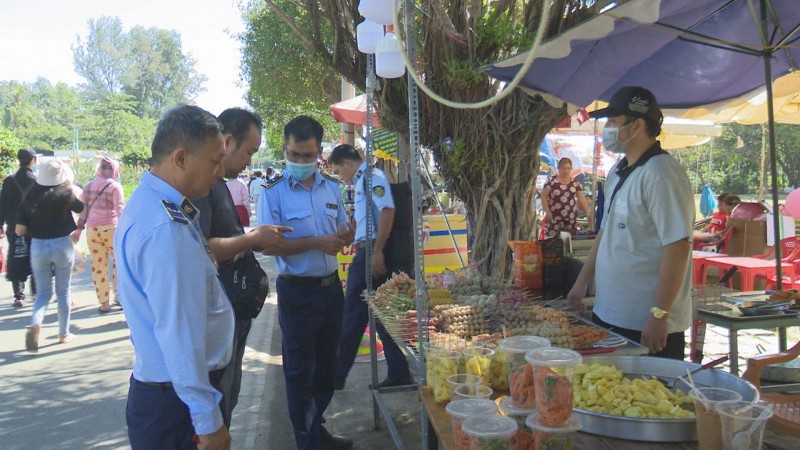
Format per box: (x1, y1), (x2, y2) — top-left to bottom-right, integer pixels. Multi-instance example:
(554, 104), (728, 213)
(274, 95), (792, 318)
(487, 0), (800, 110)
(487, 0), (799, 284)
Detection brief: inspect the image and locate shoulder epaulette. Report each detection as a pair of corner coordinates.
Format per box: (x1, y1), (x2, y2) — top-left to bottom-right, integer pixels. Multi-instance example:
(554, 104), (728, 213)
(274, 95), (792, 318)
(161, 200), (189, 224)
(179, 198), (198, 221)
(262, 174), (284, 189)
(322, 172), (341, 184)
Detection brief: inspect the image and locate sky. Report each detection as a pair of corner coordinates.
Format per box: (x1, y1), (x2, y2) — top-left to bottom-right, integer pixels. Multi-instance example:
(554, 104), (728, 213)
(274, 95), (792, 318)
(0, 0), (250, 116)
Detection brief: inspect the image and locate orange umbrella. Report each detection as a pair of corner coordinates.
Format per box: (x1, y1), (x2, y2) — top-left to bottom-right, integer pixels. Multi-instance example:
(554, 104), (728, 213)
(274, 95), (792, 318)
(330, 94), (380, 127)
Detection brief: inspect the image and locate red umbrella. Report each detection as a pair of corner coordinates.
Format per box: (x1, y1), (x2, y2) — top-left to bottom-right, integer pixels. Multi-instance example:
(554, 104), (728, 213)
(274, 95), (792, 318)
(330, 94), (380, 127)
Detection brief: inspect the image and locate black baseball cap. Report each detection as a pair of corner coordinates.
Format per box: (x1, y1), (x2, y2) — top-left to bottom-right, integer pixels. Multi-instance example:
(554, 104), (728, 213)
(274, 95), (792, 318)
(17, 147), (36, 164)
(589, 86), (664, 126)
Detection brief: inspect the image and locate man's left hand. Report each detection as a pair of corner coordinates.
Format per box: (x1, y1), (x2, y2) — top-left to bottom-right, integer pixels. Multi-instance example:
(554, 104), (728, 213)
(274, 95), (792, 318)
(640, 316), (668, 354)
(371, 249), (387, 279)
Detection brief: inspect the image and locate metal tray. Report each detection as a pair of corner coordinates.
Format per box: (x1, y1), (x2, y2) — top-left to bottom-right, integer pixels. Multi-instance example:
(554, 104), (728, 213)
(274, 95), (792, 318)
(575, 355), (759, 442)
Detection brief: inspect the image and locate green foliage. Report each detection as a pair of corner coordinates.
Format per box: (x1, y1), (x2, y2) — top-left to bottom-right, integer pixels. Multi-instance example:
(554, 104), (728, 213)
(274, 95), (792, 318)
(239, 2), (341, 149)
(443, 60), (488, 88)
(0, 127), (21, 174)
(673, 123), (800, 195)
(121, 148), (150, 167)
(72, 16), (206, 120)
(476, 7), (536, 50)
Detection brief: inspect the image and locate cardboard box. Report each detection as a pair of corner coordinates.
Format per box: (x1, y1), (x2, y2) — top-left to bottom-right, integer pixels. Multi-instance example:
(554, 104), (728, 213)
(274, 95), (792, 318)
(727, 218), (768, 256)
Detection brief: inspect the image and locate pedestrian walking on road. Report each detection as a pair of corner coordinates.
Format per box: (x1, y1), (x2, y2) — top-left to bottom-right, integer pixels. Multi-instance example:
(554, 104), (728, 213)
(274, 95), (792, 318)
(73, 157), (125, 314)
(18, 159), (84, 351)
(115, 105), (235, 450)
(0, 148), (37, 307)
(258, 116), (355, 450)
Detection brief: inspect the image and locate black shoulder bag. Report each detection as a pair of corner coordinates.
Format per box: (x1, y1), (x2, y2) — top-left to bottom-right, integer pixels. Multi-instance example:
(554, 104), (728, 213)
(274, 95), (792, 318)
(210, 185), (270, 319)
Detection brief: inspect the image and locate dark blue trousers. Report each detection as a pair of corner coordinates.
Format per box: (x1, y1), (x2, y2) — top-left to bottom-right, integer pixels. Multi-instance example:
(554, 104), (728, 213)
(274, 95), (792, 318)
(127, 377), (196, 450)
(335, 249), (411, 383)
(277, 275), (344, 450)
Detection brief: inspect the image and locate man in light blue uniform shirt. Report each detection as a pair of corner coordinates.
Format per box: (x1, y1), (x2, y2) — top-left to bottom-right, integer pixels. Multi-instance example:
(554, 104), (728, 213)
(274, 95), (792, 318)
(115, 105), (234, 450)
(328, 144), (413, 390)
(258, 116), (355, 450)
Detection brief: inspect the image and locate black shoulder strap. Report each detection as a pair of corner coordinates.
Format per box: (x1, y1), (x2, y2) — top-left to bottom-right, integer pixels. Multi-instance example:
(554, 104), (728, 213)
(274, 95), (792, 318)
(608, 145), (667, 207)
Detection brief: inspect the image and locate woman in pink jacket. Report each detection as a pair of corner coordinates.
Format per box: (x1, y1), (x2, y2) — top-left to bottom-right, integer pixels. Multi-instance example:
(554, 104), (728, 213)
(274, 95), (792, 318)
(72, 157), (125, 313)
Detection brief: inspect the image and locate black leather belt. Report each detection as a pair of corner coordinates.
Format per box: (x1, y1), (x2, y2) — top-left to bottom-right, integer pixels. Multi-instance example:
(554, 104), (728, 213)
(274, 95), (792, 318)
(354, 240), (375, 250)
(279, 272), (339, 287)
(139, 369), (224, 388)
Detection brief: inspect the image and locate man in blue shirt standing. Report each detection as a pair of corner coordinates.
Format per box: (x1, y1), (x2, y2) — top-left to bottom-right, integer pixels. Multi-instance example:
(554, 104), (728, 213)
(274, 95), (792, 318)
(115, 105), (234, 450)
(327, 144), (413, 390)
(258, 116), (355, 450)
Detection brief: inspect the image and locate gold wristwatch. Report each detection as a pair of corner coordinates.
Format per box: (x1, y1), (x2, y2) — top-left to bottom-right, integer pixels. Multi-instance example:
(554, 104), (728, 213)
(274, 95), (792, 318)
(650, 306), (669, 319)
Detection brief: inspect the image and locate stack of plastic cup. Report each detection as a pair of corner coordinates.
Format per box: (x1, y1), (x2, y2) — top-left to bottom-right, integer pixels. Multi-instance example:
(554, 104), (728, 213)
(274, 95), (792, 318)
(525, 347), (582, 428)
(498, 396), (536, 450)
(689, 387), (743, 450)
(446, 374), (483, 401)
(445, 398), (499, 450)
(453, 384), (493, 401)
(498, 336), (551, 408)
(526, 411), (582, 450)
(461, 415), (519, 450)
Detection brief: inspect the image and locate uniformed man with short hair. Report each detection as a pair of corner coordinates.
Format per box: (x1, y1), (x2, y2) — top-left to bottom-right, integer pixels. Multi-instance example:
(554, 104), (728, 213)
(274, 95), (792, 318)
(258, 116), (355, 450)
(115, 105), (234, 450)
(327, 144), (413, 390)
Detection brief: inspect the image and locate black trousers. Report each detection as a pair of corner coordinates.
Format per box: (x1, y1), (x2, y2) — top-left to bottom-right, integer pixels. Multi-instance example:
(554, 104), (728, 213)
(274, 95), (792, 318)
(592, 313), (685, 360)
(277, 274), (344, 450)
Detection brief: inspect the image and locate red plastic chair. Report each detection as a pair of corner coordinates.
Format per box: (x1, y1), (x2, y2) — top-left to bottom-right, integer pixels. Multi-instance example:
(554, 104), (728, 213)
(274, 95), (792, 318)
(754, 236), (799, 260)
(694, 227), (734, 254)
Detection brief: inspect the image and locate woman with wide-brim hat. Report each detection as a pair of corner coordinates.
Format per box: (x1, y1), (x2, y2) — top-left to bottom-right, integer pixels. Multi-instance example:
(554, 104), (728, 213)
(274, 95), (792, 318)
(17, 159), (84, 352)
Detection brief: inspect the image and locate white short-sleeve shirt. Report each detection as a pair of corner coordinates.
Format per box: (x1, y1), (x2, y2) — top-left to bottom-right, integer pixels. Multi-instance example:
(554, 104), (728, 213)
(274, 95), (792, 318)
(594, 145), (695, 333)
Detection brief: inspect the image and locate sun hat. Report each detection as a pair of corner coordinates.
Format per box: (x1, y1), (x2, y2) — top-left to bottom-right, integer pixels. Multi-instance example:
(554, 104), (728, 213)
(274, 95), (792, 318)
(37, 159), (74, 187)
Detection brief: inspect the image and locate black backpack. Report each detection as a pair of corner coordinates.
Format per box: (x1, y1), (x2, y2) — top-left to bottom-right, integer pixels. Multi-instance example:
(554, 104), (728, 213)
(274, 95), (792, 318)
(217, 251), (270, 319)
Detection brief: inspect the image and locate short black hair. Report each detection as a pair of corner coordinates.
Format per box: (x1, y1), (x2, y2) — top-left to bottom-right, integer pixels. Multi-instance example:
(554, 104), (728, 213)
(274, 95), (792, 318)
(328, 144), (362, 166)
(724, 195), (741, 206)
(717, 192), (731, 203)
(252, 170), (263, 178)
(151, 105), (222, 165)
(284, 116), (323, 146)
(218, 108), (263, 144)
(266, 168), (275, 175)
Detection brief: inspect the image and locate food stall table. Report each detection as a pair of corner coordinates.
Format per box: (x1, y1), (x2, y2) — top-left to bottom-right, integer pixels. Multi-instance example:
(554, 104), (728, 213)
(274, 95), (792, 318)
(691, 250), (727, 286)
(419, 386), (798, 449)
(697, 306), (799, 374)
(700, 256), (795, 292)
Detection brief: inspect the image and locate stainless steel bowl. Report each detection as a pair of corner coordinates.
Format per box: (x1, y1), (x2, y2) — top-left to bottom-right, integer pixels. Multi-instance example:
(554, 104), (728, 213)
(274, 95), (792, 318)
(574, 355), (759, 442)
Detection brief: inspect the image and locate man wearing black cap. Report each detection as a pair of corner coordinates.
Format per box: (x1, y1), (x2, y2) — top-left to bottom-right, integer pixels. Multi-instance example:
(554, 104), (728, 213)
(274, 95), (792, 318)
(567, 86), (694, 360)
(0, 148), (38, 307)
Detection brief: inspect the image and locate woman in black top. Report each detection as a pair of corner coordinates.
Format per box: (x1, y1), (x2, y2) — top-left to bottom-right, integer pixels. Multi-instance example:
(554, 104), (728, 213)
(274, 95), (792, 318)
(16, 159), (84, 352)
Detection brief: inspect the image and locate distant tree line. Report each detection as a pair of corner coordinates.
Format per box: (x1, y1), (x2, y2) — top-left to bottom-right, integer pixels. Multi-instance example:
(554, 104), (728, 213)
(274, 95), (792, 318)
(0, 16), (205, 173)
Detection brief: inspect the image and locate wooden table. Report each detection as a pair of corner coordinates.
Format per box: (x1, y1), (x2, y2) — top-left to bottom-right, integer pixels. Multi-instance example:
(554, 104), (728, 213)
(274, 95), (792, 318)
(419, 387), (799, 449)
(701, 256), (795, 291)
(692, 250), (727, 286)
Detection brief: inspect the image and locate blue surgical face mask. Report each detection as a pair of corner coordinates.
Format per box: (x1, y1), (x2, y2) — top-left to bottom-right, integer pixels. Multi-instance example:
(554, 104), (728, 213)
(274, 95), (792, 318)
(285, 160), (317, 180)
(602, 121), (637, 154)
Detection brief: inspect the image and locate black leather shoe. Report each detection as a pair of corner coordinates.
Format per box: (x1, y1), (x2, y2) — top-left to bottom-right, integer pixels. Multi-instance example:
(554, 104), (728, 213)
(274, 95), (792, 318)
(320, 426), (353, 449)
(377, 376), (416, 389)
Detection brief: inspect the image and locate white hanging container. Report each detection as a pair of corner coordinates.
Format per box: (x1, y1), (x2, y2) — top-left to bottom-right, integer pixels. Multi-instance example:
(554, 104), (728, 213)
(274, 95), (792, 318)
(375, 25), (405, 79)
(357, 20), (384, 54)
(358, 0), (399, 26)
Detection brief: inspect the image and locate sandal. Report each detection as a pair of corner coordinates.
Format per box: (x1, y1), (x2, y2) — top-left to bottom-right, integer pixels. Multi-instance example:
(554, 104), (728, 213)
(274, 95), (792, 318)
(25, 325), (39, 352)
(98, 304), (110, 314)
(59, 333), (77, 344)
(13, 299), (23, 308)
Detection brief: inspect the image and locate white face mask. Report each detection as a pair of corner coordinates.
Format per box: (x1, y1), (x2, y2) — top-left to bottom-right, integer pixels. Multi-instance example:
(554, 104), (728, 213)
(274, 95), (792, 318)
(602, 121), (637, 154)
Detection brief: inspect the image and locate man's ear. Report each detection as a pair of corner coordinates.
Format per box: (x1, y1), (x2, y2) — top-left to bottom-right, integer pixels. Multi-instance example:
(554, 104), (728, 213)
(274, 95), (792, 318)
(224, 134), (235, 153)
(172, 147), (189, 170)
